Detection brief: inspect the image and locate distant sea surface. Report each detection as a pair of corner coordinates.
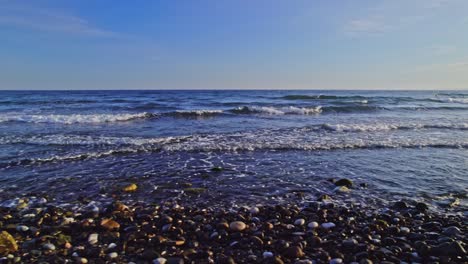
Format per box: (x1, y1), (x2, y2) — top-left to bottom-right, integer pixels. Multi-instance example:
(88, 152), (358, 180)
(0, 90), (467, 213)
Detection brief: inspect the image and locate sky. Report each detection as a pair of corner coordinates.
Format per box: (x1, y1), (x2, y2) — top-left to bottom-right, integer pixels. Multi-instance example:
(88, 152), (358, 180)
(0, 0), (467, 90)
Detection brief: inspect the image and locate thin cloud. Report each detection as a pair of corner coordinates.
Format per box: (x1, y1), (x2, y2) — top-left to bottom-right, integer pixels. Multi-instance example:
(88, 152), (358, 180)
(344, 17), (390, 35)
(0, 4), (117, 37)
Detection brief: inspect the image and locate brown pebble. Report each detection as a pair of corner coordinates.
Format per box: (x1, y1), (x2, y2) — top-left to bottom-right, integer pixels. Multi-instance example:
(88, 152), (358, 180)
(283, 246), (304, 259)
(229, 221), (246, 232)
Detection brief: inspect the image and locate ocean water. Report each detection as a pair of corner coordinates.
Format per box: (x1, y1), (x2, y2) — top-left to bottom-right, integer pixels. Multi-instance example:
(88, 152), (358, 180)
(0, 90), (467, 213)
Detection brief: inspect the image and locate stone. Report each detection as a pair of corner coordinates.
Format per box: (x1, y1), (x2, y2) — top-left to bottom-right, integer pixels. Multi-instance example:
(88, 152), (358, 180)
(153, 258), (167, 264)
(250, 207), (260, 214)
(334, 186), (350, 193)
(334, 179), (353, 187)
(122, 183), (138, 192)
(393, 201), (408, 210)
(16, 225), (29, 232)
(230, 221), (246, 232)
(0, 231), (18, 254)
(415, 202), (428, 212)
(442, 226), (462, 236)
(108, 252), (118, 259)
(294, 219), (305, 226)
(283, 246), (304, 259)
(321, 222), (336, 229)
(400, 227), (410, 234)
(431, 241), (466, 257)
(342, 238), (358, 248)
(88, 233), (98, 245)
(263, 251), (274, 258)
(108, 243), (117, 249)
(211, 167), (224, 172)
(100, 218), (120, 230)
(330, 259), (343, 264)
(42, 243), (56, 251)
(308, 221), (319, 229)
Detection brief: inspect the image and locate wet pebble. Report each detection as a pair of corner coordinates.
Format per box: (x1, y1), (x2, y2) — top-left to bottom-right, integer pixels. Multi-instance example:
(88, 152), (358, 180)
(321, 222), (336, 229)
(294, 218), (306, 226)
(88, 233), (98, 245)
(308, 221), (319, 229)
(229, 221), (246, 232)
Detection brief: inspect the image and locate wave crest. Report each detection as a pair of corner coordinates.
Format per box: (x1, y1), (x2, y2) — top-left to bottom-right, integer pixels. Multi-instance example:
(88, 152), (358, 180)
(0, 112), (157, 124)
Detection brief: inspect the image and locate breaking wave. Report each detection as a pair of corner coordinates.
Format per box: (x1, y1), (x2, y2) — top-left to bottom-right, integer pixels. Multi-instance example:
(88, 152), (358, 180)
(0, 112), (158, 124)
(231, 106), (322, 115)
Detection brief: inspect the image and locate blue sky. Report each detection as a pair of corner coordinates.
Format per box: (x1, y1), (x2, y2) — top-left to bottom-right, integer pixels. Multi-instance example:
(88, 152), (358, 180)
(0, 0), (467, 90)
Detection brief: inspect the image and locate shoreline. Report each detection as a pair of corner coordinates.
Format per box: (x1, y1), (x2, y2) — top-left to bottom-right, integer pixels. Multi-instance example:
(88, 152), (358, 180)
(0, 191), (466, 263)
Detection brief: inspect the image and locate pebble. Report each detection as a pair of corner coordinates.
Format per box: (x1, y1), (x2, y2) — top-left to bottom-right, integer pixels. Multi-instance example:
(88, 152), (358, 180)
(334, 178), (353, 187)
(42, 243), (55, 251)
(263, 251), (274, 258)
(442, 226), (462, 236)
(333, 186), (350, 193)
(294, 218), (305, 226)
(107, 243), (117, 249)
(284, 246), (304, 258)
(321, 222), (336, 229)
(229, 221), (246, 232)
(16, 225), (29, 232)
(307, 221), (319, 229)
(153, 258), (167, 264)
(330, 258), (343, 264)
(88, 233), (99, 245)
(107, 252), (118, 259)
(400, 227), (410, 234)
(250, 207), (260, 214)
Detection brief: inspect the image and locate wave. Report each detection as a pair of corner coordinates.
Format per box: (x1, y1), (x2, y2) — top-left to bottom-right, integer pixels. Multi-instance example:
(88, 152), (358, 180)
(281, 95), (368, 100)
(171, 110), (224, 117)
(319, 123), (468, 132)
(435, 98), (468, 104)
(0, 112), (157, 124)
(2, 122), (467, 146)
(231, 106), (322, 115)
(2, 139), (466, 168)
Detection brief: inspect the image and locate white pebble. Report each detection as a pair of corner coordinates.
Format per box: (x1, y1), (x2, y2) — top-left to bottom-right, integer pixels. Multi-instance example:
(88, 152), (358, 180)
(321, 222), (336, 229)
(330, 258), (343, 264)
(88, 233), (98, 245)
(79, 258), (88, 264)
(294, 218), (306, 226)
(62, 217), (75, 225)
(308, 221), (319, 229)
(153, 257), (167, 264)
(42, 243), (56, 250)
(107, 252), (118, 259)
(400, 227), (410, 234)
(16, 225), (29, 232)
(22, 213), (36, 218)
(263, 251), (274, 258)
(108, 243), (117, 249)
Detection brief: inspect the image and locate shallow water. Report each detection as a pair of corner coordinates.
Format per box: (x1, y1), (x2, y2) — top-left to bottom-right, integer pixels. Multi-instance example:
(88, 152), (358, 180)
(0, 90), (467, 213)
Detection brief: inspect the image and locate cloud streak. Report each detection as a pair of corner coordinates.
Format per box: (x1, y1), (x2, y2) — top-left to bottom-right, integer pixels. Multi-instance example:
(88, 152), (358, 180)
(344, 17), (390, 35)
(0, 4), (116, 37)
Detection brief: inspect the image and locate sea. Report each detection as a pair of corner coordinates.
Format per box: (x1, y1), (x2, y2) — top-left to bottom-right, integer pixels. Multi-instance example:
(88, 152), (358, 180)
(0, 90), (466, 214)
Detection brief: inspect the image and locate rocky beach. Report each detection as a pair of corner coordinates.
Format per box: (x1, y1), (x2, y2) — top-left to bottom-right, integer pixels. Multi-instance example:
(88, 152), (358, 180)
(0, 178), (466, 264)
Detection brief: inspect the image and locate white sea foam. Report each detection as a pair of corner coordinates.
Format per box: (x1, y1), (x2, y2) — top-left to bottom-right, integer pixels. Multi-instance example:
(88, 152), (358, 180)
(0, 112), (156, 124)
(233, 106), (322, 115)
(174, 109), (224, 116)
